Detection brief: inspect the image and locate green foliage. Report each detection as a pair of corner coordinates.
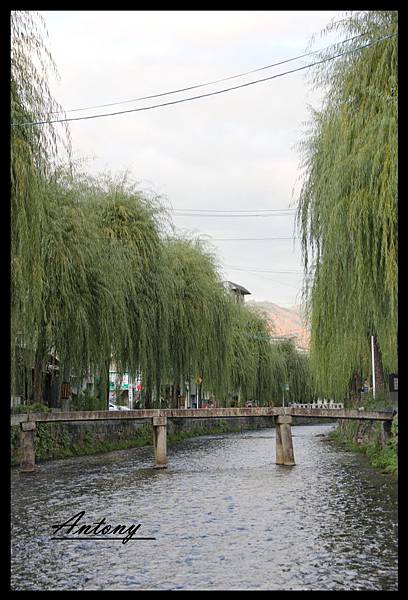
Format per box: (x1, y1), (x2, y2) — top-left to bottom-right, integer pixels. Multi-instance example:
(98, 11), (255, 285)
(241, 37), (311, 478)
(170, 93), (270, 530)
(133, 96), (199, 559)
(358, 388), (394, 411)
(390, 415), (398, 451)
(11, 11), (71, 395)
(71, 390), (105, 412)
(275, 340), (315, 404)
(11, 421), (155, 466)
(12, 403), (50, 414)
(10, 13), (313, 411)
(162, 237), (233, 400)
(329, 417), (397, 476)
(365, 442), (397, 475)
(11, 419), (268, 466)
(296, 11), (398, 399)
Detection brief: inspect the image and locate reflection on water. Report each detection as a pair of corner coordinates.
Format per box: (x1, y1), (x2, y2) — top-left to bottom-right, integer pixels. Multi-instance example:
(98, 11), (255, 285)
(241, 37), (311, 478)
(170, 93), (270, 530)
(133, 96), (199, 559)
(11, 424), (397, 590)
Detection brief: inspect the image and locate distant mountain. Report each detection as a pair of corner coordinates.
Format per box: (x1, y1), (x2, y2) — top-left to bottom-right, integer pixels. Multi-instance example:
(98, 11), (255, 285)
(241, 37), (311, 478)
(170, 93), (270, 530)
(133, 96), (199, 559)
(246, 300), (310, 351)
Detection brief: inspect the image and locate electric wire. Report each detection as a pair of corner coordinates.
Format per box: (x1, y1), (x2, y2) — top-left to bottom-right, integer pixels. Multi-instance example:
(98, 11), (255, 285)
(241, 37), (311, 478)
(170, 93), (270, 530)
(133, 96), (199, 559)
(170, 207), (296, 213)
(172, 212), (295, 218)
(44, 30), (375, 116)
(225, 265), (302, 274)
(203, 236), (299, 241)
(12, 32), (397, 127)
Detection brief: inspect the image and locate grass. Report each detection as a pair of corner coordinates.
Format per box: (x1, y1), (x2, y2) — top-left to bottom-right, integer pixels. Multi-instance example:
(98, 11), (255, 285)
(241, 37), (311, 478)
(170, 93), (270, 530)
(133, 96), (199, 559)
(328, 423), (397, 477)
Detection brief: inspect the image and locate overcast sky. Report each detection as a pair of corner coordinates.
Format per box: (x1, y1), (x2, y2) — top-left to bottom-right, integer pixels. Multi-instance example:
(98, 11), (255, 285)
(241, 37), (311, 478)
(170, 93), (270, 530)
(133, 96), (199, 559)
(40, 10), (343, 306)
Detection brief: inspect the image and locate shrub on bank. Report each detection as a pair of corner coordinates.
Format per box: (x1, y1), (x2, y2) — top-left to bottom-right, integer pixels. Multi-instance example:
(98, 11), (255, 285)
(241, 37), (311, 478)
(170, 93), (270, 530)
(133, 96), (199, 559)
(11, 421), (154, 466)
(329, 418), (397, 477)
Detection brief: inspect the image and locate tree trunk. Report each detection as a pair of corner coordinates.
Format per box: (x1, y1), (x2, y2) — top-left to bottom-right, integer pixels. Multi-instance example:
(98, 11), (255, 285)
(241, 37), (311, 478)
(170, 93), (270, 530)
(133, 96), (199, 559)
(32, 323), (47, 405)
(99, 358), (110, 410)
(350, 370), (362, 403)
(373, 335), (384, 392)
(32, 355), (45, 405)
(144, 377), (152, 409)
(170, 384), (180, 408)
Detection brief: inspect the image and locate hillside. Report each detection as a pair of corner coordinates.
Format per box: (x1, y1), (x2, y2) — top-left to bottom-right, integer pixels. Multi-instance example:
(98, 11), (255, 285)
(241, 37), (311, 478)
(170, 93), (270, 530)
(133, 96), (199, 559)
(246, 300), (310, 351)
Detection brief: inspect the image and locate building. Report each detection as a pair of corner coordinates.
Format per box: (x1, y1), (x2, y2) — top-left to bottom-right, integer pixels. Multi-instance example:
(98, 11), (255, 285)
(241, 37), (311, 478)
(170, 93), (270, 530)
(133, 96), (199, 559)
(225, 281), (251, 304)
(109, 367), (142, 408)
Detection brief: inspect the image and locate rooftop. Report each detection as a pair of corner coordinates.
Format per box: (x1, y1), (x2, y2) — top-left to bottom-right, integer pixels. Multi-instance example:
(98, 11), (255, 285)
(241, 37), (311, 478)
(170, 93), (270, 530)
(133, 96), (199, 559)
(226, 281), (251, 295)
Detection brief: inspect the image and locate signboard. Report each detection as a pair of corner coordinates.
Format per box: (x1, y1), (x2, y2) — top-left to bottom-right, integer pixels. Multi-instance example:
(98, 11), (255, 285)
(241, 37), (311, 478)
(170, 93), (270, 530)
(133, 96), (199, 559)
(109, 372), (129, 390)
(281, 383), (289, 392)
(389, 373), (398, 393)
(61, 382), (71, 399)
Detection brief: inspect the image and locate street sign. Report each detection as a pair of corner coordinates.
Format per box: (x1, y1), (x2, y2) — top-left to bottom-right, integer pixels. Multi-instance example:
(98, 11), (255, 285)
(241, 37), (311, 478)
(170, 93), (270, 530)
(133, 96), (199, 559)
(281, 383), (289, 391)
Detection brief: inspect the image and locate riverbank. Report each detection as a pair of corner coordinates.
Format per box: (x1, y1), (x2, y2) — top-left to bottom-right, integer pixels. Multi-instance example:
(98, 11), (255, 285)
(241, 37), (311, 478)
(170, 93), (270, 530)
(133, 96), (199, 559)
(10, 413), (333, 466)
(10, 415), (276, 466)
(328, 415), (398, 477)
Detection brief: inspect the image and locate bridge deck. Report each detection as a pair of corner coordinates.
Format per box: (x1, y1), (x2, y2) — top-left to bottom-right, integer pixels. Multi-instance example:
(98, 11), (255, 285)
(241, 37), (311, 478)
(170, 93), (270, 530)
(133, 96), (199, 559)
(11, 406), (394, 426)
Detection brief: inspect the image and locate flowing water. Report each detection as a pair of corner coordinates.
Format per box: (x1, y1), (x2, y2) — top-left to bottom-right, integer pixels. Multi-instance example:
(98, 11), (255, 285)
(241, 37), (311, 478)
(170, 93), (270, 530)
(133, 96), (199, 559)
(10, 424), (398, 590)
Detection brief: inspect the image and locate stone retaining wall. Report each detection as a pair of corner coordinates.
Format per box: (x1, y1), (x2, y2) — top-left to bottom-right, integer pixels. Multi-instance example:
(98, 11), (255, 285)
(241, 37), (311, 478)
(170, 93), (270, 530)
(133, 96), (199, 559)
(11, 416), (276, 465)
(11, 414), (336, 465)
(42, 415), (276, 443)
(56, 418), (151, 443)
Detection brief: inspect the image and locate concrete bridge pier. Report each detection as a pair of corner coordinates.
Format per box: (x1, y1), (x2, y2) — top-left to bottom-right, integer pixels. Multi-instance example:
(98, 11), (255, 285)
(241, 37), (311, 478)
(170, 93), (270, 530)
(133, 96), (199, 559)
(20, 421), (36, 473)
(152, 416), (167, 469)
(275, 415), (295, 466)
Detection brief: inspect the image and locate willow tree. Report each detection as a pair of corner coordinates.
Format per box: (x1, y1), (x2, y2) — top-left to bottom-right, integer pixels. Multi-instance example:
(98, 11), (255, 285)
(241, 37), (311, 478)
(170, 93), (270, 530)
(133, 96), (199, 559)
(273, 340), (314, 405)
(77, 173), (170, 407)
(11, 10), (71, 397)
(296, 11), (398, 399)
(227, 304), (279, 405)
(162, 238), (233, 405)
(30, 169), (99, 403)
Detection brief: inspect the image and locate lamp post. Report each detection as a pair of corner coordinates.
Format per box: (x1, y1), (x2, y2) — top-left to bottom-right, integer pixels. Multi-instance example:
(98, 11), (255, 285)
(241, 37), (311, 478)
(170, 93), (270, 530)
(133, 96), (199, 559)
(371, 335), (376, 400)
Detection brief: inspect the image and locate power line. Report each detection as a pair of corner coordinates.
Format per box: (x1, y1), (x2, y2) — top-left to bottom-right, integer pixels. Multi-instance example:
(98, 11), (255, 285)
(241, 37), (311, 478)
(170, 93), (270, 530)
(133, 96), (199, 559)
(45, 31), (373, 116)
(170, 207), (295, 213)
(226, 265), (302, 274)
(12, 32), (397, 127)
(230, 270), (300, 290)
(225, 267), (301, 290)
(172, 212), (295, 218)
(204, 236), (299, 241)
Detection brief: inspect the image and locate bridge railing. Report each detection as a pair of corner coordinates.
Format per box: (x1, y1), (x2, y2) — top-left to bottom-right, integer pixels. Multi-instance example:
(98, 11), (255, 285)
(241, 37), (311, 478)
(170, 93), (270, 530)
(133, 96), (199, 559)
(288, 402), (344, 410)
(13, 406), (394, 473)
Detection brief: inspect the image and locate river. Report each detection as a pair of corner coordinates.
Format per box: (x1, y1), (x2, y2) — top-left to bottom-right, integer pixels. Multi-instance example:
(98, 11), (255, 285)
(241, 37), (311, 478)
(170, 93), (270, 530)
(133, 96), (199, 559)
(10, 423), (398, 590)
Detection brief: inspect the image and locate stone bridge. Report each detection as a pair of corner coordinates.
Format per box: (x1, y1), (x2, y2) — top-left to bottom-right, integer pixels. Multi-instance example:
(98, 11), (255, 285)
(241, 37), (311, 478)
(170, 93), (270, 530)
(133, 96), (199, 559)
(12, 407), (395, 472)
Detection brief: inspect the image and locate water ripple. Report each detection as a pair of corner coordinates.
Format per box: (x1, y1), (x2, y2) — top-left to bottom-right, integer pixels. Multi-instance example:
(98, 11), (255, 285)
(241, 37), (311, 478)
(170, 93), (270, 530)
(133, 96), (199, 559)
(11, 424), (397, 590)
